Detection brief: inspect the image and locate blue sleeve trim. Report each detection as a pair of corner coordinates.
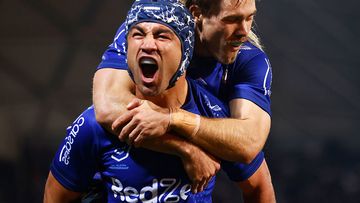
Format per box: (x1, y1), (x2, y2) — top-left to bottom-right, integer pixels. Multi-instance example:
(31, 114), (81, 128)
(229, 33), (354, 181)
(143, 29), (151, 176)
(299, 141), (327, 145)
(50, 162), (88, 192)
(96, 48), (128, 70)
(97, 60), (128, 70)
(222, 151), (265, 182)
(229, 84), (271, 116)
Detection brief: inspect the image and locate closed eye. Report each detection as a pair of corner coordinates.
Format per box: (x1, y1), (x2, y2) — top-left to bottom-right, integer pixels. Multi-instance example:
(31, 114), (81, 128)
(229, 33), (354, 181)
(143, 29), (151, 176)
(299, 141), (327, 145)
(157, 34), (171, 40)
(154, 29), (174, 41)
(131, 31), (144, 39)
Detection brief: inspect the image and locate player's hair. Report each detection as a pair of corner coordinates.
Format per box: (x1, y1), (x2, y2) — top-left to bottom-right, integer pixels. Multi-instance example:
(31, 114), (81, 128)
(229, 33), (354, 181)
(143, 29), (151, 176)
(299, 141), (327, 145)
(180, 0), (264, 51)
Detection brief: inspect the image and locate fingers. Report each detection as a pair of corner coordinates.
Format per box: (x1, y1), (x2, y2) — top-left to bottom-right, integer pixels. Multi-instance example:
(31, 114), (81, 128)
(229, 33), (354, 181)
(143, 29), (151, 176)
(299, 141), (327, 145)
(112, 110), (135, 135)
(128, 126), (142, 146)
(133, 133), (145, 148)
(197, 178), (206, 194)
(191, 176), (211, 194)
(127, 98), (143, 110)
(119, 116), (138, 142)
(191, 182), (199, 194)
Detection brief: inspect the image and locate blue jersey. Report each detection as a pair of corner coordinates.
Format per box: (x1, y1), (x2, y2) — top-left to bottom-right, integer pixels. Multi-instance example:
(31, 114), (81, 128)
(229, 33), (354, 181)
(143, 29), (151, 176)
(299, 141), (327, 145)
(51, 79), (264, 203)
(98, 23), (272, 115)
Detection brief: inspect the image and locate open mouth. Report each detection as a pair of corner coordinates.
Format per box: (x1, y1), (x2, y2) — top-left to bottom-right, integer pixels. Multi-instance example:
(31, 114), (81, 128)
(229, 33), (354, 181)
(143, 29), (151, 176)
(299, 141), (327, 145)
(139, 57), (158, 82)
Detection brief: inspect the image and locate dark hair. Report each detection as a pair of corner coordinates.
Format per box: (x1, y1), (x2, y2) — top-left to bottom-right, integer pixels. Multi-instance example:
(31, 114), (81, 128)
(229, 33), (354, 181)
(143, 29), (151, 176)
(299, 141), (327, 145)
(184, 0), (242, 16)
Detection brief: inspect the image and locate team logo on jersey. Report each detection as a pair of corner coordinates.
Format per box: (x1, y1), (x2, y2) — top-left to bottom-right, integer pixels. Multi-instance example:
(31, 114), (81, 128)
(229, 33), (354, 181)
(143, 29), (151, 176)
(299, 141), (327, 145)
(204, 95), (222, 111)
(111, 145), (131, 162)
(111, 177), (191, 202)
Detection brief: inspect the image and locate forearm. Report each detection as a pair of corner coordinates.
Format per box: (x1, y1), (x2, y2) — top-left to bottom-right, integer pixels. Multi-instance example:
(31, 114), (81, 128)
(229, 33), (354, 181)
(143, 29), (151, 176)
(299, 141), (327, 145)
(139, 134), (194, 159)
(238, 160), (276, 203)
(242, 188), (276, 203)
(92, 69), (135, 132)
(170, 107), (270, 163)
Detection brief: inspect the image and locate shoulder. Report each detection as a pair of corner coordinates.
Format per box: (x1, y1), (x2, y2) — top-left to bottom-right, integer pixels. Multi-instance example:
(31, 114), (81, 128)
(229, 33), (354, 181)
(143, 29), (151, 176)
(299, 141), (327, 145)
(230, 42), (271, 75)
(228, 41), (272, 86)
(97, 22), (128, 70)
(236, 42), (269, 64)
(61, 106), (106, 156)
(50, 106), (105, 191)
(186, 79), (230, 118)
(68, 106), (100, 135)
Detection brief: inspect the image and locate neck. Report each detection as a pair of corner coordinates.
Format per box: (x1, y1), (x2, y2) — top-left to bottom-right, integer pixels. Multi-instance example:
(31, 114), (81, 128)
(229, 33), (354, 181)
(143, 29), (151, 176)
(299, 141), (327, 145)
(136, 76), (188, 109)
(194, 31), (211, 57)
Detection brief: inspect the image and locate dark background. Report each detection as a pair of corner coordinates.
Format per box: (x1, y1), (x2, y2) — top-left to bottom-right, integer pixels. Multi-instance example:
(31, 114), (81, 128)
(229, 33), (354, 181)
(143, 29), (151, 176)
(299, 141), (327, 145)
(1, 0), (359, 202)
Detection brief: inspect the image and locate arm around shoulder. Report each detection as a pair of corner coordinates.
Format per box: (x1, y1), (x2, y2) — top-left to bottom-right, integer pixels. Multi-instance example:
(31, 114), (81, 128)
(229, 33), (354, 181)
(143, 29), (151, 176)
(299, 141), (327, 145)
(169, 98), (270, 163)
(93, 68), (136, 132)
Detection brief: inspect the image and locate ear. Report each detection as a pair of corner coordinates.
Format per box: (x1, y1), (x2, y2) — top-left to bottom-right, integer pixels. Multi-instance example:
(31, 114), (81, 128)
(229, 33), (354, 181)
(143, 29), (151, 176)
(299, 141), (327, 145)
(189, 5), (203, 24)
(189, 5), (203, 31)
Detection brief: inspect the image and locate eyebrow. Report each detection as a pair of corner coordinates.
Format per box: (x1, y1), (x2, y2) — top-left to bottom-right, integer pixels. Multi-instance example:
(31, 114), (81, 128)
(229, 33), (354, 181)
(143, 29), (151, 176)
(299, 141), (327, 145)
(223, 9), (257, 21)
(130, 25), (175, 36)
(130, 25), (145, 33)
(154, 28), (175, 36)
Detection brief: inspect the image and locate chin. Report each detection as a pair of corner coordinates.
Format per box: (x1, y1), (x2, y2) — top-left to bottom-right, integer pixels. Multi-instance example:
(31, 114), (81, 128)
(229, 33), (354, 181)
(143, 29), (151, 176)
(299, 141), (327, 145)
(139, 86), (160, 97)
(223, 52), (238, 64)
(214, 51), (237, 64)
(217, 56), (235, 65)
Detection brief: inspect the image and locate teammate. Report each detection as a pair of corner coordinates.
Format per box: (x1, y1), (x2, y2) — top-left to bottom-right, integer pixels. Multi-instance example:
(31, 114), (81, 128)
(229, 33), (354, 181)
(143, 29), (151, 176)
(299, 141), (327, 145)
(93, 0), (274, 197)
(44, 0), (274, 202)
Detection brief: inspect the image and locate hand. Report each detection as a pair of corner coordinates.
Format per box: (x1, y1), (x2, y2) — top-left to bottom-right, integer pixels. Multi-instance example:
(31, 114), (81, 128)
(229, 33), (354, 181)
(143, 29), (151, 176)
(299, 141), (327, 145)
(181, 145), (220, 194)
(112, 98), (171, 146)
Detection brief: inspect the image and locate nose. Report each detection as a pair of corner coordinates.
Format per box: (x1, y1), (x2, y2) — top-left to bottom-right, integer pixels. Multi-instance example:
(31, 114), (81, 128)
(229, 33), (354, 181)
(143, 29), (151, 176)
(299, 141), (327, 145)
(234, 20), (251, 42)
(140, 35), (157, 53)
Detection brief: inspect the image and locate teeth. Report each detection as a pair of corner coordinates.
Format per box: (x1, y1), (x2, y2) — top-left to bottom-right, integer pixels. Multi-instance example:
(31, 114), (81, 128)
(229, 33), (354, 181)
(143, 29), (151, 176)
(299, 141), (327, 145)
(140, 58), (156, 65)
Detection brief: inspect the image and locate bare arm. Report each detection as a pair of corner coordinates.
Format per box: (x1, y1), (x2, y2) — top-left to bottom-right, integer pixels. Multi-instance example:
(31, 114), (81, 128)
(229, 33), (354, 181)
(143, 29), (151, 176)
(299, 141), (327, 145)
(236, 159), (276, 203)
(43, 172), (82, 203)
(142, 98), (270, 163)
(114, 98), (270, 163)
(93, 68), (135, 132)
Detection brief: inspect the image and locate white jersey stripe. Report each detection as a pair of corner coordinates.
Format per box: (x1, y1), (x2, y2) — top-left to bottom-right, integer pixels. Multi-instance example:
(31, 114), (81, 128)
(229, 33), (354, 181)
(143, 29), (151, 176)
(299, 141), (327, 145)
(263, 58), (271, 95)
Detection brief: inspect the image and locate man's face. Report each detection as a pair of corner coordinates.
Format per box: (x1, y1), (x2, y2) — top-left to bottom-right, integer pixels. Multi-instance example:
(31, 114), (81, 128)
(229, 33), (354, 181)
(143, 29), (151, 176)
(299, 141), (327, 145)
(127, 22), (182, 96)
(198, 0), (256, 64)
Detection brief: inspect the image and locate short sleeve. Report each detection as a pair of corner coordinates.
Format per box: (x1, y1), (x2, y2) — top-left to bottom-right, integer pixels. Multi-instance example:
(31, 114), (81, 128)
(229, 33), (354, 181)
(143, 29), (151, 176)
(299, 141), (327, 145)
(221, 151), (264, 182)
(227, 49), (272, 116)
(97, 23), (128, 70)
(50, 107), (100, 192)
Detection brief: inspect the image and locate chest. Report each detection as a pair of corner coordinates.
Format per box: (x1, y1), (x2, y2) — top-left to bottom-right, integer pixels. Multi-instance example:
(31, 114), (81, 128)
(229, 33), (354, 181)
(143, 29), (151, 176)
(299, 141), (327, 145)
(97, 141), (193, 202)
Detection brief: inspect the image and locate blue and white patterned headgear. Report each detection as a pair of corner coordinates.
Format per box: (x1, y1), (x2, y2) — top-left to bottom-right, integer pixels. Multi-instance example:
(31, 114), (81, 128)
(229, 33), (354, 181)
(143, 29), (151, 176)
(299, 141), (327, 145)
(125, 0), (195, 88)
